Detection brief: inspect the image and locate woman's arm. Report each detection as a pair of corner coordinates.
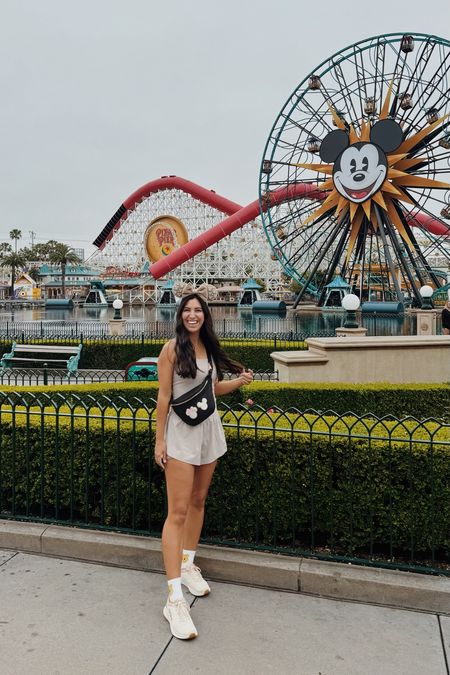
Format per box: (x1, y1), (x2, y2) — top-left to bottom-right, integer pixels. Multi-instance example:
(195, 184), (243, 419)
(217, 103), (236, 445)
(154, 341), (175, 469)
(214, 369), (254, 396)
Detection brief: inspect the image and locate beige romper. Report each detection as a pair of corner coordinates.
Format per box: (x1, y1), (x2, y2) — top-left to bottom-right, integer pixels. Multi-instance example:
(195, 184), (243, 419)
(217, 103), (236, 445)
(165, 358), (227, 465)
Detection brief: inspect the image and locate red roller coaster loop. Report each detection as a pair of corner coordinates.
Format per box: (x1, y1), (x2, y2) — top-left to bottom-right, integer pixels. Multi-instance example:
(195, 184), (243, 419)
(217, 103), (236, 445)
(94, 176), (450, 280)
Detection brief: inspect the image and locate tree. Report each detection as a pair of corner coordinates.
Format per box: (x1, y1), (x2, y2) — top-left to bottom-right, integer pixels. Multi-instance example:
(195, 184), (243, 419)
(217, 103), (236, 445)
(0, 242), (12, 257)
(26, 266), (41, 282)
(32, 241), (57, 260)
(290, 279), (303, 294)
(254, 278), (266, 292)
(47, 243), (81, 298)
(9, 229), (22, 253)
(0, 251), (27, 297)
(0, 243), (12, 288)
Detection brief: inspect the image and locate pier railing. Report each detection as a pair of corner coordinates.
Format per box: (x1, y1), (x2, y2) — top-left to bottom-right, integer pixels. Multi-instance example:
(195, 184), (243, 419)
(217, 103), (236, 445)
(0, 312), (429, 340)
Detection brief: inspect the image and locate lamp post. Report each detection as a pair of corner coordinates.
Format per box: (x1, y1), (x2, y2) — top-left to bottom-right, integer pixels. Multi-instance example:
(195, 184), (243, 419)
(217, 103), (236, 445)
(419, 285), (433, 310)
(342, 293), (360, 328)
(336, 293), (367, 337)
(112, 297), (124, 319)
(416, 285), (436, 335)
(110, 298), (125, 336)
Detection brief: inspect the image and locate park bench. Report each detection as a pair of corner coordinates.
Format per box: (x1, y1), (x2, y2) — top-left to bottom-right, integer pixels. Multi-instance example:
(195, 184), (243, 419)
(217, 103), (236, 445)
(0, 342), (83, 375)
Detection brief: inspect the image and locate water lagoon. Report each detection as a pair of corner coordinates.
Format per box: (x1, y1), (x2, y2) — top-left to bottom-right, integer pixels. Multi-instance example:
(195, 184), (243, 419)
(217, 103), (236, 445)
(0, 304), (417, 337)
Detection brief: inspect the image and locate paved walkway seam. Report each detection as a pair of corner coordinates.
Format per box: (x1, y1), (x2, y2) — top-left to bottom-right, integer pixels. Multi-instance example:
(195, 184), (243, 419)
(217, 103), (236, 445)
(437, 615), (450, 675)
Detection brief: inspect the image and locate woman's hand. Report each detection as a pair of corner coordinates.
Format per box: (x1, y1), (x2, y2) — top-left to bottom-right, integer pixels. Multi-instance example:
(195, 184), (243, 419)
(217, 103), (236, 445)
(214, 369), (254, 396)
(154, 439), (167, 470)
(239, 369), (254, 386)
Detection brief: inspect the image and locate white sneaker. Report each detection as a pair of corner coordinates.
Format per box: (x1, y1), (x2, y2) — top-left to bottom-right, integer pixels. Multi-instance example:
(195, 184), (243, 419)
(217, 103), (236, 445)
(181, 564), (211, 596)
(163, 598), (198, 640)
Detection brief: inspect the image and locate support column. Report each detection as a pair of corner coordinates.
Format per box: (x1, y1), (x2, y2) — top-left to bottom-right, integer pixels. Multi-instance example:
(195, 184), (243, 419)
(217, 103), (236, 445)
(374, 205), (404, 304)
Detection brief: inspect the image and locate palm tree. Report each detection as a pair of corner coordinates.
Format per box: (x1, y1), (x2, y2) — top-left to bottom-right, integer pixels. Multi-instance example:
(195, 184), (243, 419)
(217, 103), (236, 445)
(9, 229), (22, 253)
(0, 251), (27, 297)
(0, 242), (12, 257)
(47, 243), (81, 298)
(0, 243), (12, 291)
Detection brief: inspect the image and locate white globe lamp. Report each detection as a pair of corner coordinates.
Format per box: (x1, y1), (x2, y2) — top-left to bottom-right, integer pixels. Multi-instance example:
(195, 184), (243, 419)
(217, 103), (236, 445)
(419, 285), (433, 310)
(112, 297), (124, 320)
(341, 293), (360, 328)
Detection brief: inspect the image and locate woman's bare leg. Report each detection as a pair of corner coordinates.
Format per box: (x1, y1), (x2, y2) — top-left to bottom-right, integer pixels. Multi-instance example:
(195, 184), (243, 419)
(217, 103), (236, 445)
(183, 460), (217, 551)
(162, 458), (195, 580)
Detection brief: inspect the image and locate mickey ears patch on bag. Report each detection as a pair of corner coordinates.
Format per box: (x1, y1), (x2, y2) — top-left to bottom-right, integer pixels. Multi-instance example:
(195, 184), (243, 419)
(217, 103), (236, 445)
(185, 406), (198, 419)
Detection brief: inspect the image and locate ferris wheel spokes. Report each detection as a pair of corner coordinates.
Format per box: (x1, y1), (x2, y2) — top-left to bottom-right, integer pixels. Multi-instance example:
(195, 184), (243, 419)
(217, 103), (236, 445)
(260, 32), (450, 306)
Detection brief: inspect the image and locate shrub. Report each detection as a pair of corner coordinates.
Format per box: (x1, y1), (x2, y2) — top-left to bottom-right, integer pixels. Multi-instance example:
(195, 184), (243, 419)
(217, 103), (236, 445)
(0, 409), (448, 560)
(223, 382), (450, 420)
(1, 379), (449, 419)
(0, 338), (305, 372)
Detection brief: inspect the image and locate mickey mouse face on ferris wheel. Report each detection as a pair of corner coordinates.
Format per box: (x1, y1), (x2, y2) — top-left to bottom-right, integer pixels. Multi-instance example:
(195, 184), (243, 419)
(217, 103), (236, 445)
(319, 119), (404, 204)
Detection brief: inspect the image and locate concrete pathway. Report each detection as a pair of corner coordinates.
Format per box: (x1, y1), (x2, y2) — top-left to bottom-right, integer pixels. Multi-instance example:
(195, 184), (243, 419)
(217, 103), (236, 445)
(0, 549), (448, 675)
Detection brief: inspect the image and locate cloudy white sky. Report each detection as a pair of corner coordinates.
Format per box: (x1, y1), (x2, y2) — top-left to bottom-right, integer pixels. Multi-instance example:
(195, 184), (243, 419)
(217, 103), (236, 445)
(1, 0), (450, 258)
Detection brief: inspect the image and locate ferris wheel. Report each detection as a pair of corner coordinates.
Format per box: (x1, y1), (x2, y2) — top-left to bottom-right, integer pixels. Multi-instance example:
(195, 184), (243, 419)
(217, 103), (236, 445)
(259, 33), (450, 306)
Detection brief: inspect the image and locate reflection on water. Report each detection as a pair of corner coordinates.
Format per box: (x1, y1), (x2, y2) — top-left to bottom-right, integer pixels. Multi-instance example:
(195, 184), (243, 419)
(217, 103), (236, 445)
(0, 304), (270, 323)
(0, 304), (416, 336)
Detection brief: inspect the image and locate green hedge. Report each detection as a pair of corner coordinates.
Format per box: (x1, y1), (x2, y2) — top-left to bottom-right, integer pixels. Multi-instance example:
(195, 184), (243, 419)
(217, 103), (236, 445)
(0, 413), (448, 559)
(82, 341), (291, 371)
(0, 339), (294, 371)
(223, 381), (450, 420)
(0, 414), (163, 533)
(212, 424), (450, 557)
(1, 380), (448, 419)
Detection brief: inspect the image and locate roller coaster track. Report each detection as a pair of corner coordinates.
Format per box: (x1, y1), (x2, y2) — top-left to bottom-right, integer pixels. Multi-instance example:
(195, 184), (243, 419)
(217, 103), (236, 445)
(94, 176), (450, 281)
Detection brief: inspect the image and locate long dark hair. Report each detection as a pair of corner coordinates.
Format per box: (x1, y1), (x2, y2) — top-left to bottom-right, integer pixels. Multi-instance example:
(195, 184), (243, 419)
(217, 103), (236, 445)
(174, 293), (243, 379)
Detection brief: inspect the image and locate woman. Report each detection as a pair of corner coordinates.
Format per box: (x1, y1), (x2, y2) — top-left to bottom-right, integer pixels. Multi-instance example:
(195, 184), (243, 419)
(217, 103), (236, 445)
(154, 286), (254, 640)
(442, 298), (450, 335)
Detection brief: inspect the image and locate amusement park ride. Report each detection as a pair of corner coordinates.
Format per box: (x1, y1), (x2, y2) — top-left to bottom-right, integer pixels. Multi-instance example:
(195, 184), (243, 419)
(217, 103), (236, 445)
(91, 176), (285, 300)
(92, 33), (450, 307)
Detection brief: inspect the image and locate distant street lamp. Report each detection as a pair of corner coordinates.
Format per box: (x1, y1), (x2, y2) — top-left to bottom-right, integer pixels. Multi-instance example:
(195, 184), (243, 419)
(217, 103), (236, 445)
(342, 293), (360, 328)
(419, 285), (434, 310)
(416, 285), (436, 335)
(112, 297), (124, 320)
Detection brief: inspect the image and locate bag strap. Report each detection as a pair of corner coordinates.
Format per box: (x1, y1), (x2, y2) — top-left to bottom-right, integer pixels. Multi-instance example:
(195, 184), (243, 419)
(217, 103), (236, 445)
(170, 354), (213, 405)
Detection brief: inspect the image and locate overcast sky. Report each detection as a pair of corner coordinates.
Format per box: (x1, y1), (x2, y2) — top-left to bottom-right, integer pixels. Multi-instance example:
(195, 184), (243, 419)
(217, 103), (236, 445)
(2, 0), (450, 257)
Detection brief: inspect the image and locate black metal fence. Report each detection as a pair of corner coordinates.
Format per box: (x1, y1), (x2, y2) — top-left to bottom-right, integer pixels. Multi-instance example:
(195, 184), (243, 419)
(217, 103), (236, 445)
(0, 334), (308, 351)
(0, 311), (437, 341)
(0, 391), (448, 575)
(0, 320), (331, 342)
(0, 368), (125, 386)
(0, 368), (278, 387)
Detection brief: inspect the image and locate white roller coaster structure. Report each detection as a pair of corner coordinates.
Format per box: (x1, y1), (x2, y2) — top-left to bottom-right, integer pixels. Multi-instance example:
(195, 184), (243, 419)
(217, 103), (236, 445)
(89, 178), (284, 296)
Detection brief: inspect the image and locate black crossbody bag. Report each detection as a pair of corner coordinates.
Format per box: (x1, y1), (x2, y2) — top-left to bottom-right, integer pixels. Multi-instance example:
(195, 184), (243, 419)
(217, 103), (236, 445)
(171, 356), (216, 426)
